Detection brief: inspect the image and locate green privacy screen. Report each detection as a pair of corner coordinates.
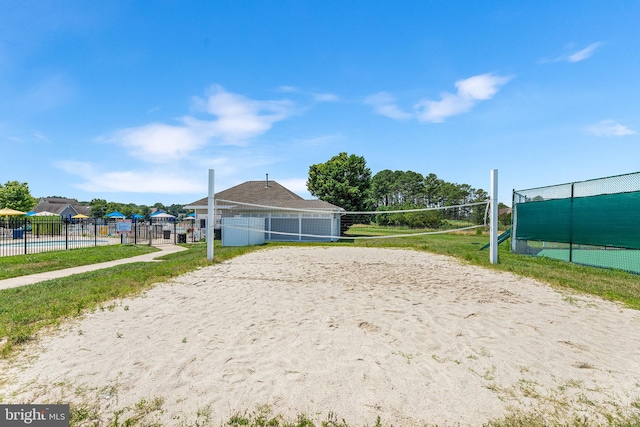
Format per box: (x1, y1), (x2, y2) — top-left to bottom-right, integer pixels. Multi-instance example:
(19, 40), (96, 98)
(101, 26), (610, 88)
(515, 198), (571, 243)
(513, 172), (640, 274)
(516, 192), (640, 249)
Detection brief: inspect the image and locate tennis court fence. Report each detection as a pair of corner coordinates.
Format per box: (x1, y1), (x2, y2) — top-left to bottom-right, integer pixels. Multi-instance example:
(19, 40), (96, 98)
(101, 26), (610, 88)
(512, 172), (640, 274)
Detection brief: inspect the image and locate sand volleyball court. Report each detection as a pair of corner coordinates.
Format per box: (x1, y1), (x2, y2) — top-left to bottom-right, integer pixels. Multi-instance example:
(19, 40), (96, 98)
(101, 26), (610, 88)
(1, 246), (640, 425)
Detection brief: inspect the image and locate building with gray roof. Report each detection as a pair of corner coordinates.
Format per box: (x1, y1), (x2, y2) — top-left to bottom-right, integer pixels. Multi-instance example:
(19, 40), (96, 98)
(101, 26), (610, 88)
(185, 179), (344, 243)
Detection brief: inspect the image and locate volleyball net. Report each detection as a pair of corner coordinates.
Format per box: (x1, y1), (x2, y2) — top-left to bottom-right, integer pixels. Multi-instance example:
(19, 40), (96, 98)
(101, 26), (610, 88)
(215, 198), (490, 243)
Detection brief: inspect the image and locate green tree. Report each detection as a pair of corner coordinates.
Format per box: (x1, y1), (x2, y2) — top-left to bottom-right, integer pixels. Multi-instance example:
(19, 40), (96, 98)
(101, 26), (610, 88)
(397, 170), (424, 205)
(0, 181), (36, 211)
(139, 205), (152, 216)
(370, 170), (425, 207)
(498, 202), (512, 227)
(152, 202), (166, 212)
(89, 199), (108, 218)
(424, 173), (442, 207)
(370, 169), (395, 207)
(307, 152), (372, 212)
(106, 202), (124, 216)
(167, 203), (186, 217)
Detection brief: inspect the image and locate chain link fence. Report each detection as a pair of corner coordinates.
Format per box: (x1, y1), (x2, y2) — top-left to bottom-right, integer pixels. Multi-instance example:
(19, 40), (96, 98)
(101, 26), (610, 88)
(512, 172), (640, 274)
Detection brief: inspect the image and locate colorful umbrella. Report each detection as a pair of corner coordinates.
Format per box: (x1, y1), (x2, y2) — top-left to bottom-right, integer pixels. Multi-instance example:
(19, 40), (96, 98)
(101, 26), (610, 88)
(0, 207), (26, 216)
(105, 211), (126, 219)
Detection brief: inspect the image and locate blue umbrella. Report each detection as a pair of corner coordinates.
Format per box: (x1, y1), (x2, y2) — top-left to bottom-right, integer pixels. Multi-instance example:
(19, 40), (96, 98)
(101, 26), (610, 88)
(105, 211), (126, 219)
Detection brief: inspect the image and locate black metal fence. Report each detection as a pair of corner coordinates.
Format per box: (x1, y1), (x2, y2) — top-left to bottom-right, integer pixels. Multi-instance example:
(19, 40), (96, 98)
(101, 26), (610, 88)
(0, 216), (200, 257)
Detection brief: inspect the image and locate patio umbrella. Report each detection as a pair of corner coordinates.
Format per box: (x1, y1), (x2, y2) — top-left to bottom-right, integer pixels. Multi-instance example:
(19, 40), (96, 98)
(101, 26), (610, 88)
(0, 207), (26, 216)
(105, 211), (126, 219)
(151, 212), (175, 219)
(132, 213), (145, 219)
(34, 211), (58, 216)
(72, 214), (90, 219)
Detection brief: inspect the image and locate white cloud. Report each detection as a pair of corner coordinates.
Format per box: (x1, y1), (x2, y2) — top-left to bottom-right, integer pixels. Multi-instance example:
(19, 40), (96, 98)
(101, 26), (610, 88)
(82, 170), (207, 194)
(415, 92), (474, 123)
(313, 92), (340, 102)
(106, 85), (299, 163)
(55, 160), (207, 194)
(277, 85), (297, 93)
(455, 74), (510, 100)
(193, 85), (297, 143)
(585, 120), (636, 137)
(277, 178), (309, 195)
(366, 74), (511, 123)
(55, 160), (94, 176)
(568, 42), (604, 63)
(364, 92), (412, 120)
(295, 133), (343, 146)
(539, 42), (605, 64)
(275, 86), (339, 103)
(22, 74), (76, 112)
(114, 122), (207, 162)
(32, 131), (51, 143)
(181, 157), (314, 199)
(415, 73), (511, 123)
(194, 153), (277, 177)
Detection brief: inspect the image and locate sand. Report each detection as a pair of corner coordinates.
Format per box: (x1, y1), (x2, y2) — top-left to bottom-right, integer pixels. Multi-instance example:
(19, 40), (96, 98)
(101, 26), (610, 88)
(1, 246), (640, 426)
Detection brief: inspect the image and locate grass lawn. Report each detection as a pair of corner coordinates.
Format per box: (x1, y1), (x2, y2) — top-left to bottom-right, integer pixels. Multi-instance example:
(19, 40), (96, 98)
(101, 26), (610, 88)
(0, 245), (159, 280)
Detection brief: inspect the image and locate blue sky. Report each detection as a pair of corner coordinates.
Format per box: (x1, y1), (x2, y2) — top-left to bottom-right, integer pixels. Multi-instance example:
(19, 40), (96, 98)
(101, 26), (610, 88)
(1, 1), (638, 206)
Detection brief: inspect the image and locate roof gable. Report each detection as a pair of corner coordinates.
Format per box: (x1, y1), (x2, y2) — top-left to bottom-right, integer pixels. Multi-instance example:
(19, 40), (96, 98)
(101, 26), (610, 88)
(217, 181), (302, 204)
(185, 180), (342, 211)
(34, 198), (91, 216)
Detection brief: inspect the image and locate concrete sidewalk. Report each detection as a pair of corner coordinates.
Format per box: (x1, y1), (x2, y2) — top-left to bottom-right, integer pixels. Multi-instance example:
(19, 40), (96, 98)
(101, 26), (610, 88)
(0, 245), (188, 291)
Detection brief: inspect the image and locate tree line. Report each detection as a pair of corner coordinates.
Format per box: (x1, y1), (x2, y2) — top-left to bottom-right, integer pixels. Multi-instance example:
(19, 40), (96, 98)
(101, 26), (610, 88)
(86, 199), (188, 219)
(307, 152), (490, 228)
(0, 181), (187, 218)
(307, 152), (488, 210)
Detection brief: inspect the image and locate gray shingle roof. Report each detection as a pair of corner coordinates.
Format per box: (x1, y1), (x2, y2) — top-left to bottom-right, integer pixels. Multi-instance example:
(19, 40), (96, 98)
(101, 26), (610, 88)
(34, 198), (91, 216)
(185, 181), (342, 211)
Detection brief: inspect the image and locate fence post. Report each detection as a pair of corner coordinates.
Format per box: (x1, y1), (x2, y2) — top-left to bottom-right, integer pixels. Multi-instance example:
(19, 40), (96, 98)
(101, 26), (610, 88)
(490, 169), (498, 264)
(207, 169), (215, 261)
(23, 217), (27, 255)
(569, 183), (574, 263)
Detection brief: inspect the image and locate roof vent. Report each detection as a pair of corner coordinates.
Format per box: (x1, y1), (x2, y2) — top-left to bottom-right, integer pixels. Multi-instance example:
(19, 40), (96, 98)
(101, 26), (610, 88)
(265, 173), (269, 188)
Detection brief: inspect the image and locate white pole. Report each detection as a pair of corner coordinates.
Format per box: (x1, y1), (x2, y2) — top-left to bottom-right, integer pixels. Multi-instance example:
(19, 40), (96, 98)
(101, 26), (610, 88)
(207, 169), (215, 261)
(490, 169), (498, 264)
